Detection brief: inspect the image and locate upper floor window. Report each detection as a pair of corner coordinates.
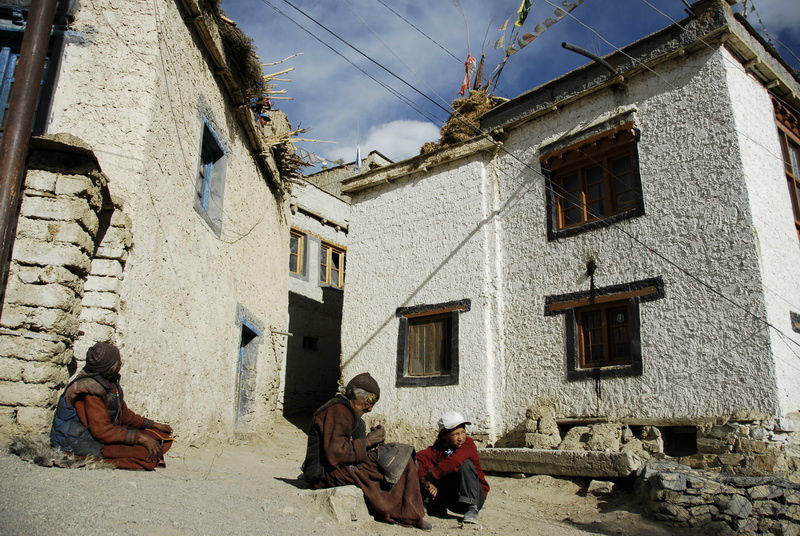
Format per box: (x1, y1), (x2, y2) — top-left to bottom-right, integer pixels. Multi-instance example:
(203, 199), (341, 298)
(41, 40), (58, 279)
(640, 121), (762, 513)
(289, 229), (305, 275)
(545, 277), (664, 381)
(774, 97), (800, 240)
(541, 122), (644, 240)
(194, 120), (227, 236)
(395, 300), (470, 387)
(320, 242), (345, 288)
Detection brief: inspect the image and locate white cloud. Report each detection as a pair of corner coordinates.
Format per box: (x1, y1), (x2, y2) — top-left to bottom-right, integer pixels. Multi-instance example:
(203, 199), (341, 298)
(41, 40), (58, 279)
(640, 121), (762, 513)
(325, 119), (441, 162)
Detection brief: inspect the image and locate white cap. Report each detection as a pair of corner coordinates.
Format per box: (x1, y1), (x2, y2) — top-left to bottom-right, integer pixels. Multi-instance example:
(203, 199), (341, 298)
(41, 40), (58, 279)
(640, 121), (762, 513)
(437, 411), (471, 431)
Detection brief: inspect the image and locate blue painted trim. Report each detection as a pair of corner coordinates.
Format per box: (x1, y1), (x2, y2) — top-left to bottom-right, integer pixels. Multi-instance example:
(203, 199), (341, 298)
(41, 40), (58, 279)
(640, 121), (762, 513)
(238, 315), (263, 338)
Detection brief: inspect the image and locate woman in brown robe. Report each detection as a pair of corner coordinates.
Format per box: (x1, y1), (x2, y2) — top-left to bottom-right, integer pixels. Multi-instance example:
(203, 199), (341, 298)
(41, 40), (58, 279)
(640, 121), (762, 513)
(50, 343), (172, 470)
(302, 373), (429, 530)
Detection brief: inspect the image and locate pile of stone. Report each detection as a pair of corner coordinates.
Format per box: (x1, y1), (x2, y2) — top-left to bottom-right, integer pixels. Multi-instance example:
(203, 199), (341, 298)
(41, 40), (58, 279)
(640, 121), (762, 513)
(681, 413), (800, 479)
(639, 460), (800, 534)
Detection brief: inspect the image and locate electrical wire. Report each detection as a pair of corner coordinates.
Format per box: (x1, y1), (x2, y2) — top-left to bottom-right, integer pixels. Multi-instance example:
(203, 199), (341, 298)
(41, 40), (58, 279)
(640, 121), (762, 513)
(373, 0), (461, 63)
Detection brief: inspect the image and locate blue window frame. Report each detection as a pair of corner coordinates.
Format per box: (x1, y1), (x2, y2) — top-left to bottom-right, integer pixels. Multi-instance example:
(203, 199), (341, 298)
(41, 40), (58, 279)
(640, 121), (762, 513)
(194, 119), (227, 236)
(0, 47), (18, 130)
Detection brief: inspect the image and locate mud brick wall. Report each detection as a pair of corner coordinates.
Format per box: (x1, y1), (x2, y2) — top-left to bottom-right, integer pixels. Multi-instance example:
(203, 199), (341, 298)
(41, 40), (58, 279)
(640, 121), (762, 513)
(0, 136), (127, 439)
(640, 461), (800, 535)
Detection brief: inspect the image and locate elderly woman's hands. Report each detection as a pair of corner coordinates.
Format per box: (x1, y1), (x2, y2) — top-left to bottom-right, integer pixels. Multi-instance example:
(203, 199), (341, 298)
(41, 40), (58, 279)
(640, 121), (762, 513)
(366, 425), (386, 448)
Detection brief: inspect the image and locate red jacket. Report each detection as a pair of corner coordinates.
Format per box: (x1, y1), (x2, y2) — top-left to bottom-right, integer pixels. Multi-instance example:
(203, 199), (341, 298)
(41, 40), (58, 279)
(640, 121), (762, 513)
(416, 436), (490, 496)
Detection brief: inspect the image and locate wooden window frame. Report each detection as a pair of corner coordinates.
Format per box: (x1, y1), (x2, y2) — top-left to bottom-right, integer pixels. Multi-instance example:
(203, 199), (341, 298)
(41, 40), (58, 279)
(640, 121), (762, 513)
(319, 241), (345, 289)
(545, 278), (664, 381)
(395, 299), (470, 387)
(289, 229), (305, 276)
(774, 97), (800, 240)
(541, 123), (645, 241)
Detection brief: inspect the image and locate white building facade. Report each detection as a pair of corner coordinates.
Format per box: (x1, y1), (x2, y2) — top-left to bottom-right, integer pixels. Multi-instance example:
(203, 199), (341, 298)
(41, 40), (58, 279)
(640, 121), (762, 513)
(339, 0), (800, 445)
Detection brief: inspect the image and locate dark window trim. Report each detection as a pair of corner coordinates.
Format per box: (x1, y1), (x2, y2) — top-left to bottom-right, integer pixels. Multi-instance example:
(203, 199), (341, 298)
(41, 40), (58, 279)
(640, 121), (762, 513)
(289, 228), (308, 281)
(542, 123), (645, 241)
(791, 311), (800, 334)
(545, 277), (664, 381)
(395, 299), (470, 387)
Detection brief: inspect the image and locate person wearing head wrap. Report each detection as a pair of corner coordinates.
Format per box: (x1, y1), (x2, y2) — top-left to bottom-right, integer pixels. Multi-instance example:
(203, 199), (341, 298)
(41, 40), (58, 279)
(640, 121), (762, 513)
(301, 373), (430, 530)
(50, 343), (173, 470)
(416, 411), (489, 524)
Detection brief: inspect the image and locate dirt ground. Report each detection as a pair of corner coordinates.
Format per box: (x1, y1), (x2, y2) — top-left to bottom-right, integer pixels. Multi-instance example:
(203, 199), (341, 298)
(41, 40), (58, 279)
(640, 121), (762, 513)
(0, 418), (684, 536)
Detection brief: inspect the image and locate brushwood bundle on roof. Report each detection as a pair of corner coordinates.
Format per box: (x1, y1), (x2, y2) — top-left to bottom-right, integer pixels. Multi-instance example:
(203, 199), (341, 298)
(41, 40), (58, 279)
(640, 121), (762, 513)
(420, 90), (505, 155)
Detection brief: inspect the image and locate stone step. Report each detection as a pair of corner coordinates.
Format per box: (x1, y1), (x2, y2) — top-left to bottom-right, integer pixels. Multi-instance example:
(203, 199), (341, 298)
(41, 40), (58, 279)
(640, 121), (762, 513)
(478, 448), (643, 478)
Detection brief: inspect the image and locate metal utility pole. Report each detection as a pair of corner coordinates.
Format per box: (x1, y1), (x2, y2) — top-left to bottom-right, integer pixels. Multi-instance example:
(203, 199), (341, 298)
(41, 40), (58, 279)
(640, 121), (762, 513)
(0, 0), (59, 311)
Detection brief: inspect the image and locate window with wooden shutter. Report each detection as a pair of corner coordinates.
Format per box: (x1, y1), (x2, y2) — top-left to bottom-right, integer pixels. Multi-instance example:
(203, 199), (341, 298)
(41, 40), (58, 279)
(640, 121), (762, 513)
(289, 229), (304, 275)
(774, 97), (800, 240)
(396, 300), (470, 387)
(541, 122), (645, 240)
(319, 242), (345, 288)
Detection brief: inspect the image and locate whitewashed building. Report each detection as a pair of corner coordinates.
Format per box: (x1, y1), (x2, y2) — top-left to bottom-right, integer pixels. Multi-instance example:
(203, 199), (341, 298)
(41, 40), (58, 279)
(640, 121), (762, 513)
(339, 0), (800, 446)
(0, 0), (290, 442)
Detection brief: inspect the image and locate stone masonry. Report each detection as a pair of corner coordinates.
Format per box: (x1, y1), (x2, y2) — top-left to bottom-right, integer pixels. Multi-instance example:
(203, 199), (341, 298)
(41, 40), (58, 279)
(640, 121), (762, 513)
(0, 135), (126, 440)
(639, 460), (800, 535)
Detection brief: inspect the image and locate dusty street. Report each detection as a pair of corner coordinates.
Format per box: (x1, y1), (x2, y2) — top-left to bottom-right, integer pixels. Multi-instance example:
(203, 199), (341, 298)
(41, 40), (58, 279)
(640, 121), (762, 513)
(0, 418), (682, 536)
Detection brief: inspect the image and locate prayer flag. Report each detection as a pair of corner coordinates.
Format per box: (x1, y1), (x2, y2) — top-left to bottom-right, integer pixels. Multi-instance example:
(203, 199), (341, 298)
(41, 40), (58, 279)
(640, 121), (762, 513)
(356, 145), (362, 169)
(459, 54), (477, 96)
(498, 17), (509, 31)
(494, 34), (505, 50)
(515, 0), (532, 27)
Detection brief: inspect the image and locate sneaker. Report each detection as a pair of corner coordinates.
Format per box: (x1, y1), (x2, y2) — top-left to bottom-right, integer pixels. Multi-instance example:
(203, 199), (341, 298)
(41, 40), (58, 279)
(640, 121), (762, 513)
(463, 505), (479, 524)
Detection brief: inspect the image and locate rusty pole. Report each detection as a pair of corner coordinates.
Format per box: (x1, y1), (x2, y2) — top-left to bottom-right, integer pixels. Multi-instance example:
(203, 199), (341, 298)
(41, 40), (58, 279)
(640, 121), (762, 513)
(0, 0), (60, 310)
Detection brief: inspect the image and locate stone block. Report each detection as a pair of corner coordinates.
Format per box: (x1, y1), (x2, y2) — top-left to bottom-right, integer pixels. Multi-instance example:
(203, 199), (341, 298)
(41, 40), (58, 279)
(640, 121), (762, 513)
(83, 275), (120, 293)
(587, 423), (622, 452)
(20, 195), (98, 234)
(717, 453), (745, 467)
(24, 169), (57, 192)
(78, 323), (115, 343)
(687, 478), (728, 495)
(586, 480), (614, 496)
(656, 473), (687, 492)
(100, 226), (132, 248)
(751, 499), (785, 516)
(701, 520), (736, 536)
(748, 454), (789, 474)
(706, 423), (740, 441)
(697, 437), (733, 454)
(1, 304), (80, 337)
(0, 333), (67, 362)
(735, 438), (770, 454)
(55, 174), (97, 197)
(729, 517), (758, 533)
(478, 448), (642, 477)
(79, 306), (117, 326)
(786, 490), (800, 505)
(657, 503), (691, 522)
(525, 432), (560, 449)
(309, 486), (371, 525)
(22, 362), (68, 384)
(0, 406), (16, 431)
(4, 280), (79, 311)
(558, 426), (590, 451)
(788, 505), (800, 522)
(668, 491), (710, 506)
(110, 210), (131, 229)
(81, 291), (118, 310)
(775, 520), (800, 536)
(714, 494), (752, 519)
(89, 259), (123, 278)
(0, 357), (24, 381)
(0, 381), (56, 407)
(15, 218), (93, 253)
(12, 265), (82, 290)
(15, 406), (53, 432)
(680, 454), (719, 469)
(94, 244), (128, 261)
(748, 484), (784, 500)
(10, 238), (91, 273)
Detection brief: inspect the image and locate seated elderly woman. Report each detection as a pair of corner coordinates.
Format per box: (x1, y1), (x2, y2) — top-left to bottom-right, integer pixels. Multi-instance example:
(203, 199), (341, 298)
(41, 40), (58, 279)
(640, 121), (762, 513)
(50, 342), (173, 470)
(302, 373), (430, 530)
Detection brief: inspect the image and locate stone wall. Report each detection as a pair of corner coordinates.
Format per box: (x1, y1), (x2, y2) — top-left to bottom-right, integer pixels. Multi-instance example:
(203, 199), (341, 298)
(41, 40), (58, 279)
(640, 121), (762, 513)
(639, 461), (800, 535)
(0, 136), (117, 440)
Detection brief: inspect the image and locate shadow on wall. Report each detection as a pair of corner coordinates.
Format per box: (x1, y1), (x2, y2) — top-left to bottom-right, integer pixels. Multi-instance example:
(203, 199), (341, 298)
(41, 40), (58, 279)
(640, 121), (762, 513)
(283, 288), (343, 419)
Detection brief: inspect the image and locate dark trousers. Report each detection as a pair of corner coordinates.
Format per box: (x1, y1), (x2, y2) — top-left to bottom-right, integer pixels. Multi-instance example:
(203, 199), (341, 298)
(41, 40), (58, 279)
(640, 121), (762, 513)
(425, 459), (486, 514)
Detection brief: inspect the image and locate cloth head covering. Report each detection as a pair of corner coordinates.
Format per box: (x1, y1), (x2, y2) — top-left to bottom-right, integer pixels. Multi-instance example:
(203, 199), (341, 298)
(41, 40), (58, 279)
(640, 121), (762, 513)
(83, 342), (121, 376)
(346, 372), (380, 402)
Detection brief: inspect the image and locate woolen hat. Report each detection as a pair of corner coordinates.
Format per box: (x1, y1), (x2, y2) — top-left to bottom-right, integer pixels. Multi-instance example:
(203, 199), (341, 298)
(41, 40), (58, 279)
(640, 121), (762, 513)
(437, 411), (471, 431)
(84, 342), (121, 375)
(346, 373), (380, 401)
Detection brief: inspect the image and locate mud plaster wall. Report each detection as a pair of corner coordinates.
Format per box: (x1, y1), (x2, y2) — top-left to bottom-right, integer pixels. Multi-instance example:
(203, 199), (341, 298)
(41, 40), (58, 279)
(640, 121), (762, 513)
(496, 47), (779, 432)
(44, 0), (288, 441)
(723, 50), (800, 417)
(341, 47), (790, 441)
(341, 157), (499, 436)
(284, 182), (349, 414)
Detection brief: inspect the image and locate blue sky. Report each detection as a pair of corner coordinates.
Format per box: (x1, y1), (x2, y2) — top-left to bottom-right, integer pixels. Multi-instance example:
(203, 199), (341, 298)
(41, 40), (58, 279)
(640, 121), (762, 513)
(220, 0), (800, 169)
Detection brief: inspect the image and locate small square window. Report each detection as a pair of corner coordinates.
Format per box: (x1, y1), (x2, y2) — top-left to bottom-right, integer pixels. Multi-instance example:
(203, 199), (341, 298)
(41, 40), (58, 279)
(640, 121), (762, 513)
(290, 230), (305, 275)
(396, 300), (470, 387)
(320, 242), (345, 288)
(545, 278), (664, 381)
(541, 122), (644, 240)
(194, 120), (227, 236)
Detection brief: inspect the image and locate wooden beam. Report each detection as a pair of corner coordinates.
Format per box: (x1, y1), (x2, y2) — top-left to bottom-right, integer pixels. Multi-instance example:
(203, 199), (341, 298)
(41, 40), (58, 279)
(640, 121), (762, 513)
(546, 286), (658, 312)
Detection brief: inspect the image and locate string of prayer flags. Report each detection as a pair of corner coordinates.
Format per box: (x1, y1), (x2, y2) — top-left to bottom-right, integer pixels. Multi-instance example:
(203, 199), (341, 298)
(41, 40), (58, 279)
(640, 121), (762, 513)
(515, 0), (532, 27)
(460, 54), (477, 96)
(508, 0), (587, 54)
